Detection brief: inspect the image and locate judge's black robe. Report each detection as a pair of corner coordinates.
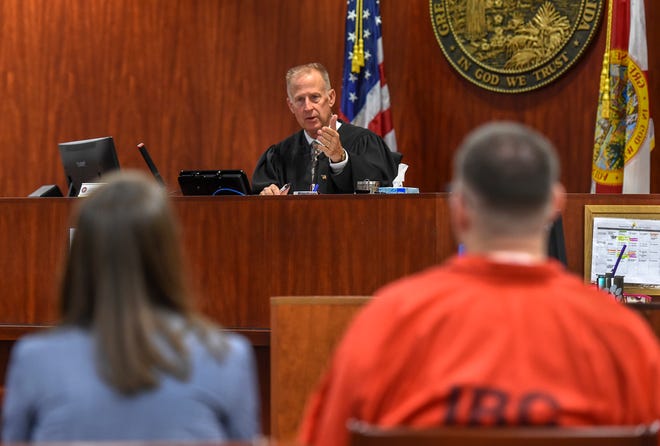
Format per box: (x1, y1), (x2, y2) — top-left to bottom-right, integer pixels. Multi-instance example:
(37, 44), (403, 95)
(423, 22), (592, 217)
(252, 122), (399, 194)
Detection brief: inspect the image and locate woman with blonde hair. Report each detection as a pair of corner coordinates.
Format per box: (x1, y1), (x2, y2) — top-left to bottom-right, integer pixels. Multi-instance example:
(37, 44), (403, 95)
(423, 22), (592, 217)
(2, 170), (259, 442)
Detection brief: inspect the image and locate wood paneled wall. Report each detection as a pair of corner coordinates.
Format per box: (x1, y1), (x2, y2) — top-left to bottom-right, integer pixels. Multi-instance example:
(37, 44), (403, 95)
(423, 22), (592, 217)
(0, 1), (657, 196)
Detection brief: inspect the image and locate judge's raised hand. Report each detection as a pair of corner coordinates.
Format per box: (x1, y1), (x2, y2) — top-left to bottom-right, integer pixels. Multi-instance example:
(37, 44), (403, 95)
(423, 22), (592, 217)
(316, 114), (346, 163)
(260, 184), (290, 196)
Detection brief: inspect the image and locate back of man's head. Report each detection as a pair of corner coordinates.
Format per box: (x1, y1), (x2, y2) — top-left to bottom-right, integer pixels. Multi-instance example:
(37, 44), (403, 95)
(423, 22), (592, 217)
(452, 122), (561, 237)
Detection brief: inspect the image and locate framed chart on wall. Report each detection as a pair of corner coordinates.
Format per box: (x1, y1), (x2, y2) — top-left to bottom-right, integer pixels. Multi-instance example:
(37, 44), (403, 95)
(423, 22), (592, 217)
(584, 205), (660, 296)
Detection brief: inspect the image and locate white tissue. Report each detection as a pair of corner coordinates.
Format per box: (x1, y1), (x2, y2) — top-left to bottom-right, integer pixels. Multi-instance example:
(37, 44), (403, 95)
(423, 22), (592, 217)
(392, 163), (408, 187)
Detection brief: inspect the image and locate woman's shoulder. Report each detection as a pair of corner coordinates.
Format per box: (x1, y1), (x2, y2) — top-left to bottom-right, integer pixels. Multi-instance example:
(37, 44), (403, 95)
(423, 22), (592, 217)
(223, 331), (252, 356)
(11, 326), (89, 362)
(196, 326), (251, 354)
(17, 325), (85, 345)
(185, 328), (255, 388)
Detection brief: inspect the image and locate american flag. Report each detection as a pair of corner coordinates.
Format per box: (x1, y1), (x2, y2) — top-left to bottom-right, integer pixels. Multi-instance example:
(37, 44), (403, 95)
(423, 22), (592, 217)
(339, 0), (398, 152)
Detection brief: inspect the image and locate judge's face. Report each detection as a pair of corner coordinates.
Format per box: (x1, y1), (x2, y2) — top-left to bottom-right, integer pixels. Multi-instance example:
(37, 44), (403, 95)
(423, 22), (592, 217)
(287, 70), (336, 138)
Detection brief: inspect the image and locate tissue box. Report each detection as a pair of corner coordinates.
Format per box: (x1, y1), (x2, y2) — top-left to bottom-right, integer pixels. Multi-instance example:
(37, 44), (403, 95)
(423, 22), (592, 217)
(377, 187), (420, 194)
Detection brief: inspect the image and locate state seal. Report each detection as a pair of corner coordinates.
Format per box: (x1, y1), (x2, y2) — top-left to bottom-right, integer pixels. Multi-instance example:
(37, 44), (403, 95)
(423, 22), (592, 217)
(429, 0), (605, 93)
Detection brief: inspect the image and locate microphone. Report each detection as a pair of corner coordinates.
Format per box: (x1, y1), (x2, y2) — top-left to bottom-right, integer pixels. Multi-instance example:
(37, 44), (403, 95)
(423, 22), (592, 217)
(137, 142), (165, 186)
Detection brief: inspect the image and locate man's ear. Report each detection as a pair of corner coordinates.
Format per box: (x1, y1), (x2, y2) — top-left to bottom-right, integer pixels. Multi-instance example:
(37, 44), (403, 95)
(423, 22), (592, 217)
(548, 183), (566, 222)
(328, 88), (336, 107)
(449, 190), (471, 236)
(287, 97), (295, 114)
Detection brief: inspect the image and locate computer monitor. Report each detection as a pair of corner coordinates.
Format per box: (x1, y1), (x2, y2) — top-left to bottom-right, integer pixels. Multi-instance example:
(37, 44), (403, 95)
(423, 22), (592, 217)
(58, 136), (120, 197)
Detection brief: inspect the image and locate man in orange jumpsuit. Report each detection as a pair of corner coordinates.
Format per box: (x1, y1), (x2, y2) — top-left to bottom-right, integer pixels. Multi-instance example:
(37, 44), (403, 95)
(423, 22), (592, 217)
(298, 122), (660, 446)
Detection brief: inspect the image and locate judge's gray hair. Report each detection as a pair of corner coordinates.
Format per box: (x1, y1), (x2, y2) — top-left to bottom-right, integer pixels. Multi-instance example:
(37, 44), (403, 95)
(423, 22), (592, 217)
(286, 63), (332, 99)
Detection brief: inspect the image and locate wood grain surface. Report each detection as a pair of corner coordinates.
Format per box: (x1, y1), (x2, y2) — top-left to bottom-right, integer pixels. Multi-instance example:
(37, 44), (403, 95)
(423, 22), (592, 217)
(0, 193), (658, 435)
(0, 1), (655, 197)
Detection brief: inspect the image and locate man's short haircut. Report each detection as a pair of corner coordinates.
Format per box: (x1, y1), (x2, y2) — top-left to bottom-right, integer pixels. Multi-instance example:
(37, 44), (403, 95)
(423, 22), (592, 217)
(452, 122), (560, 233)
(286, 62), (332, 99)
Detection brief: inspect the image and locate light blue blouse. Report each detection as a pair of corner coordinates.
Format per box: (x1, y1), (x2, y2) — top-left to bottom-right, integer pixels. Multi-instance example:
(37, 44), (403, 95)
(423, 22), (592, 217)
(2, 325), (259, 442)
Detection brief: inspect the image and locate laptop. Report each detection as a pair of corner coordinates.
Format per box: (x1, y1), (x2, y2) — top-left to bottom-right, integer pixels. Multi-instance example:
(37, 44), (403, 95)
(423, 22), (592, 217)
(177, 169), (251, 196)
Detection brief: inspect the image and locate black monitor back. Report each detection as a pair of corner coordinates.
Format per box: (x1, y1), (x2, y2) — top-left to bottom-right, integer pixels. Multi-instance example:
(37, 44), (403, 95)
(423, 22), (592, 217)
(58, 136), (120, 197)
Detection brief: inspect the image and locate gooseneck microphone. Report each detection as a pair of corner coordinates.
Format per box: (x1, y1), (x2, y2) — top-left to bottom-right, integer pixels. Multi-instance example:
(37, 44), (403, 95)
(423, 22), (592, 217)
(137, 143), (165, 186)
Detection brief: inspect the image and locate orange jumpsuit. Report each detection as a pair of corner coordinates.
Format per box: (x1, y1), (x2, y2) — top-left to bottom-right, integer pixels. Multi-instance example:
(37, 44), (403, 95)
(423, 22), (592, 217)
(299, 255), (660, 446)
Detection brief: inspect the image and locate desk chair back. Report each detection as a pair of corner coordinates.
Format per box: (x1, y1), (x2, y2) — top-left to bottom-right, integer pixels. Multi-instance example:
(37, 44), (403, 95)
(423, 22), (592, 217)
(349, 421), (660, 446)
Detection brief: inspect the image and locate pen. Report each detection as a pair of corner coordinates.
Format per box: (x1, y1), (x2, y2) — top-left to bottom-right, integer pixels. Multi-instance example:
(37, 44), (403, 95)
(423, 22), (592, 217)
(279, 183), (291, 193)
(311, 183), (319, 192)
(611, 244), (627, 276)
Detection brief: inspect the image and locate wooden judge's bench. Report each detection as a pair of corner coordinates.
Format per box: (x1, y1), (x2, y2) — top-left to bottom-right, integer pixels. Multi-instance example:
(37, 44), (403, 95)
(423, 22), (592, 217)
(0, 193), (658, 437)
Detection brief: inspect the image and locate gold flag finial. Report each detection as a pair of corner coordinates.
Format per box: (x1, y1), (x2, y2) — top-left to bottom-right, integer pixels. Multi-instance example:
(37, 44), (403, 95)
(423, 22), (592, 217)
(351, 0), (365, 73)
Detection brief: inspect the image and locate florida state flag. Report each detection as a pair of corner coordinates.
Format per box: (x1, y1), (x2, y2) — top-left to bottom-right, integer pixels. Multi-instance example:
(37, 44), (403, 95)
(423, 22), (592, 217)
(592, 0), (654, 193)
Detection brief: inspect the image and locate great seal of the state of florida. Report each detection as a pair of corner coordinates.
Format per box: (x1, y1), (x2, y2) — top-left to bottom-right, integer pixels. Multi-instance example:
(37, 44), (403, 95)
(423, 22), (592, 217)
(429, 0), (604, 93)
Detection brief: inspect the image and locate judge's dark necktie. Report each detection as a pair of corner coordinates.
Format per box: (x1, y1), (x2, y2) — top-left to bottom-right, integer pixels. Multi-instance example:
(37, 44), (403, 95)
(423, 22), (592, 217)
(310, 141), (322, 185)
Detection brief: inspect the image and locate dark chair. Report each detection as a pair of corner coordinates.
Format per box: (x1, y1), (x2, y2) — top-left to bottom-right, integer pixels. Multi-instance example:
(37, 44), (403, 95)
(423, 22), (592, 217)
(391, 151), (403, 166)
(348, 420), (660, 446)
(548, 216), (567, 266)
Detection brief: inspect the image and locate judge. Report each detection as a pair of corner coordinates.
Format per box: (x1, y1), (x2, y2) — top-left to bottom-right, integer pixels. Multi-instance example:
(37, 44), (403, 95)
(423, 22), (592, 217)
(252, 62), (398, 195)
